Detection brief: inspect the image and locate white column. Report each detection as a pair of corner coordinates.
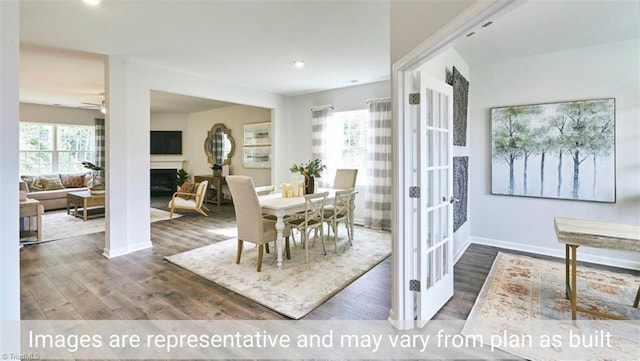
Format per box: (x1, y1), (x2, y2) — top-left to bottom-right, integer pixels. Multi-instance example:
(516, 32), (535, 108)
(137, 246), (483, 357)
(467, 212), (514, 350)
(104, 56), (152, 258)
(0, 0), (21, 352)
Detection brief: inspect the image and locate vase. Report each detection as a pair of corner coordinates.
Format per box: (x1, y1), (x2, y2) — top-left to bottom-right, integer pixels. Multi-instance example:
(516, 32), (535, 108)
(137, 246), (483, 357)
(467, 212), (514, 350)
(305, 176), (315, 194)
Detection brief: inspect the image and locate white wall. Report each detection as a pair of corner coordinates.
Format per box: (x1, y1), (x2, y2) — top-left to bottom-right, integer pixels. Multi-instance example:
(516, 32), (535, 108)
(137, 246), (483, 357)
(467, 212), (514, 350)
(418, 47), (471, 260)
(285, 81), (390, 224)
(20, 102), (102, 125)
(0, 0), (20, 349)
(103, 57), (286, 258)
(469, 39), (640, 268)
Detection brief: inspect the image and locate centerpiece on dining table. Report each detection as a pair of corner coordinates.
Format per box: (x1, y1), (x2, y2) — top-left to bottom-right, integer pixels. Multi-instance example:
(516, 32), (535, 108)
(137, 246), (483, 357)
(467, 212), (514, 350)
(290, 158), (326, 194)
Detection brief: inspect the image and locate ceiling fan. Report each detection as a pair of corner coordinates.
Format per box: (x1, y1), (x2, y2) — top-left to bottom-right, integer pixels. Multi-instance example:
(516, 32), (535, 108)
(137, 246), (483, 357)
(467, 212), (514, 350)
(79, 100), (107, 114)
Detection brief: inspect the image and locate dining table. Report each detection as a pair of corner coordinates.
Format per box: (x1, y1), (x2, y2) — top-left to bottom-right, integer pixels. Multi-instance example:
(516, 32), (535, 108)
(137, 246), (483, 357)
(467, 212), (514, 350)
(259, 188), (340, 268)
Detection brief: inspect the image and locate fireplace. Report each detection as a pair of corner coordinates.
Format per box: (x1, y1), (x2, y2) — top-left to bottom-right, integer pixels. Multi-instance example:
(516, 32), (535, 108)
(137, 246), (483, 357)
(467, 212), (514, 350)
(150, 169), (177, 196)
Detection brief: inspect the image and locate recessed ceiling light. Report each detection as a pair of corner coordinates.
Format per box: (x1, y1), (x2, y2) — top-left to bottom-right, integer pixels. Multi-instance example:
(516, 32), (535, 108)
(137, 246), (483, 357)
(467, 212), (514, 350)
(350, 80), (358, 83)
(83, 0), (101, 5)
(466, 32), (475, 37)
(482, 21), (493, 28)
(293, 60), (305, 69)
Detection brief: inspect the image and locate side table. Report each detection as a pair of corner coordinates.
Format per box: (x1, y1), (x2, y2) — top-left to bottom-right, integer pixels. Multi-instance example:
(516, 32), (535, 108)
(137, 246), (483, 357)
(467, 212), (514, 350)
(194, 175), (229, 205)
(20, 198), (43, 243)
(554, 217), (640, 320)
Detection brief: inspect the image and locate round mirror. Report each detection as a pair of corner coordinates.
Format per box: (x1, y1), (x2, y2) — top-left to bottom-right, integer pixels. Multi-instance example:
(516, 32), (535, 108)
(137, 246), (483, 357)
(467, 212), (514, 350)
(204, 123), (235, 165)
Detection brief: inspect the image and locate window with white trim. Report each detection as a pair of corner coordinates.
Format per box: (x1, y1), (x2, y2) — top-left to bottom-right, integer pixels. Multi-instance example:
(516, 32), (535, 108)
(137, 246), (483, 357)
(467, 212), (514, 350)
(19, 123), (95, 175)
(325, 109), (368, 186)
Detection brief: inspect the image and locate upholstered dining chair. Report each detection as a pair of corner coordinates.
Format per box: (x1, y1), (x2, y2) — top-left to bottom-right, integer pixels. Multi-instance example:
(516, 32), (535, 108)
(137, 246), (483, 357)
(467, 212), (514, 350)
(168, 180), (209, 218)
(227, 176), (291, 272)
(286, 192), (328, 262)
(333, 168), (358, 189)
(323, 188), (355, 252)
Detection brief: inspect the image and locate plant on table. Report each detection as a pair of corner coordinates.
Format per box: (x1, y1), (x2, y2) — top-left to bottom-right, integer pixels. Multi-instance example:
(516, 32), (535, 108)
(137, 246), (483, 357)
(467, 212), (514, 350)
(290, 158), (326, 194)
(289, 158), (326, 178)
(82, 161), (105, 193)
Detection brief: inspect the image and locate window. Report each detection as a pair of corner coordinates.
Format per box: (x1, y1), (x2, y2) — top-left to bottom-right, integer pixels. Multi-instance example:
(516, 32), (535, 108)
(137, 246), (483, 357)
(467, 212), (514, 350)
(19, 123), (95, 175)
(325, 109), (368, 186)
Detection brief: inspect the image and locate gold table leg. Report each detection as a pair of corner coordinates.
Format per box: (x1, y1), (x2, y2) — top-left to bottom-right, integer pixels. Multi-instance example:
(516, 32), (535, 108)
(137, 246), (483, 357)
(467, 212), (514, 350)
(570, 245), (578, 320)
(565, 244), (579, 320)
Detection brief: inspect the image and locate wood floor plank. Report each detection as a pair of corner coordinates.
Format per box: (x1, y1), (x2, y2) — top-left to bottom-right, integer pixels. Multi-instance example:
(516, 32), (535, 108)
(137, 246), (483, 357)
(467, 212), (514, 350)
(20, 196), (638, 325)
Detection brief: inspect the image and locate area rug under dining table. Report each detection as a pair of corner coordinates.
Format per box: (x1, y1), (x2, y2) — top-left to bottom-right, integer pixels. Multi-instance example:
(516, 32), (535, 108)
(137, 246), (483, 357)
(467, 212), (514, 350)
(165, 227), (391, 319)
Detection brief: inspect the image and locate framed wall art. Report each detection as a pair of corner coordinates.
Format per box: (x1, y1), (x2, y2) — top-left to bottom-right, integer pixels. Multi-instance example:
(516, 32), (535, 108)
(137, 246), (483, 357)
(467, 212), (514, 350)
(491, 98), (615, 202)
(243, 122), (271, 146)
(243, 146), (271, 169)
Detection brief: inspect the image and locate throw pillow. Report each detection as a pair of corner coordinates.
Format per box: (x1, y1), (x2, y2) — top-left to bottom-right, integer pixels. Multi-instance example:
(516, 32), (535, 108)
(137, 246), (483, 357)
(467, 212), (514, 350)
(60, 172), (90, 188)
(41, 177), (65, 191)
(178, 181), (196, 200)
(63, 174), (86, 188)
(21, 176), (44, 192)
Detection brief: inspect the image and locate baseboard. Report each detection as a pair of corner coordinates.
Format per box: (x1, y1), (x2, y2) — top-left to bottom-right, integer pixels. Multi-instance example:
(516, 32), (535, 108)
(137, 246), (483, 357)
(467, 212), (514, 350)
(103, 241), (152, 258)
(454, 237), (471, 264)
(470, 236), (640, 270)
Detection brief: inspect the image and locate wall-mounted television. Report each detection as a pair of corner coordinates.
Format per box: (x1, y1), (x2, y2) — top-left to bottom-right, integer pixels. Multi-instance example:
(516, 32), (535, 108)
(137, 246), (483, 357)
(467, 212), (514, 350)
(150, 131), (182, 155)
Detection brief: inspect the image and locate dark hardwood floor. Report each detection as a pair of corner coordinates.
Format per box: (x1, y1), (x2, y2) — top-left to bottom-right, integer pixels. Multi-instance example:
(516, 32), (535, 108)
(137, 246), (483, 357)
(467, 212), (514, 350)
(19, 197), (637, 322)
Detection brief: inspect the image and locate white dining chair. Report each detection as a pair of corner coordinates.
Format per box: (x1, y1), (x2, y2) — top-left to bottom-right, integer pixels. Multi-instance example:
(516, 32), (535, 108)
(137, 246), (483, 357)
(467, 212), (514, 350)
(286, 192), (328, 262)
(323, 188), (355, 252)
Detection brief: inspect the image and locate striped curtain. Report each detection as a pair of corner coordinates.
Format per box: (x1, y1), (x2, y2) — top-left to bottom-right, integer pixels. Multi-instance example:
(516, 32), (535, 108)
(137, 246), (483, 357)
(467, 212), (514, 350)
(310, 106), (333, 187)
(364, 99), (392, 230)
(94, 118), (105, 169)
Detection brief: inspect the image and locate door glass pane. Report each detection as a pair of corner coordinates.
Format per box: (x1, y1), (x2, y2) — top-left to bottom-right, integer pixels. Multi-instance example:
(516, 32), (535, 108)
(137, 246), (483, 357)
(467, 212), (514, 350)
(435, 245), (442, 282)
(440, 168), (449, 206)
(426, 89), (434, 127)
(441, 132), (449, 165)
(441, 206), (449, 241)
(427, 251), (434, 289)
(432, 92), (441, 128)
(443, 241), (449, 276)
(440, 93), (449, 129)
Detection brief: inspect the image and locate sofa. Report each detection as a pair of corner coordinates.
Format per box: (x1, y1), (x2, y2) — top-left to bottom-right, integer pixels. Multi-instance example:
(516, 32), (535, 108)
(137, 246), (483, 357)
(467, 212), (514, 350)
(19, 172), (91, 211)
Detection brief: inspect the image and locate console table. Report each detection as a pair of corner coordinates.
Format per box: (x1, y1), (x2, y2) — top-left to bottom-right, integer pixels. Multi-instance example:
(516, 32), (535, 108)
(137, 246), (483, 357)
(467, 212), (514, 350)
(554, 217), (640, 320)
(194, 175), (228, 205)
(20, 198), (43, 243)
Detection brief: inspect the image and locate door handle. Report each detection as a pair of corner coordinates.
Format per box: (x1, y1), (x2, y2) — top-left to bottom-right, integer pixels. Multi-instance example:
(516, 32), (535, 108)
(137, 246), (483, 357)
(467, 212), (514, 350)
(449, 196), (459, 204)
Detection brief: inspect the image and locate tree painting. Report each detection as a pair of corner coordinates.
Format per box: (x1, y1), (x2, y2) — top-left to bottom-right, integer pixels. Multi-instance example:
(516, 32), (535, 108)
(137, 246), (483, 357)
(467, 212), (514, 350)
(491, 98), (615, 203)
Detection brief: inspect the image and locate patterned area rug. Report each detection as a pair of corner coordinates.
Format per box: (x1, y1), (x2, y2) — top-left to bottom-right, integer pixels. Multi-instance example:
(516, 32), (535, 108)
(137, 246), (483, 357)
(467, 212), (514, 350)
(462, 252), (640, 359)
(165, 228), (391, 319)
(39, 207), (181, 242)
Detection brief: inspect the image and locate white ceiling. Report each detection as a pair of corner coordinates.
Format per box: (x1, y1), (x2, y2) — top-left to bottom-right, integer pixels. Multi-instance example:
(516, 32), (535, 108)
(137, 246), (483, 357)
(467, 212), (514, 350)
(453, 0), (640, 65)
(19, 0), (390, 111)
(18, 0), (639, 114)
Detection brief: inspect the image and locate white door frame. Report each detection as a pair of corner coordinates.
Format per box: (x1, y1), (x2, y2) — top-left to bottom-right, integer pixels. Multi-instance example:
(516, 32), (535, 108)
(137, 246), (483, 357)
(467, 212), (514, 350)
(389, 0), (520, 329)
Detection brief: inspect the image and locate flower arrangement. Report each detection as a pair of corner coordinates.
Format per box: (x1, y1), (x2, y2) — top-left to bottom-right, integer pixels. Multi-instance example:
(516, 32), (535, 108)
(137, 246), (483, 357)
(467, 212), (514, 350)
(289, 158), (326, 178)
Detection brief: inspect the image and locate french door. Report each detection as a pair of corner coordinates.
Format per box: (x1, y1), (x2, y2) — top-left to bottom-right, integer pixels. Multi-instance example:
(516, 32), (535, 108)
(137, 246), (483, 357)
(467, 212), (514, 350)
(414, 71), (454, 325)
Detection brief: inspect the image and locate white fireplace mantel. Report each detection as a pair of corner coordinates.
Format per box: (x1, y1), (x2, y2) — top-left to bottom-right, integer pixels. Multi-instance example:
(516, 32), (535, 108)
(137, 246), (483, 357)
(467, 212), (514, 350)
(150, 155), (185, 170)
